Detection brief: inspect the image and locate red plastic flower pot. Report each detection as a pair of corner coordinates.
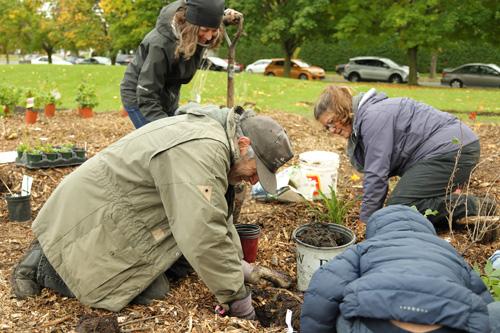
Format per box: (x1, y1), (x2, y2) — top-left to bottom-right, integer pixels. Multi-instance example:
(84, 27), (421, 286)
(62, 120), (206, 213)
(79, 107), (93, 118)
(119, 106), (128, 118)
(44, 103), (56, 117)
(25, 109), (38, 124)
(235, 224), (261, 263)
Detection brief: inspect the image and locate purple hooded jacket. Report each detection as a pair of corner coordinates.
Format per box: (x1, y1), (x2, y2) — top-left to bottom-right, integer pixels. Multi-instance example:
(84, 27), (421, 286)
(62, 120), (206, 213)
(348, 89), (478, 222)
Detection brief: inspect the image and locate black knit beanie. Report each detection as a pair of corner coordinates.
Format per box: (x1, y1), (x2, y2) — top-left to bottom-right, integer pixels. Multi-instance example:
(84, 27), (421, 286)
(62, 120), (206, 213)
(185, 0), (225, 28)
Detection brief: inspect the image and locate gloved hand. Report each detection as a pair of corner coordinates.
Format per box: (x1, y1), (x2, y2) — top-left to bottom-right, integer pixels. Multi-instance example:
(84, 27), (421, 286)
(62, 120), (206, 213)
(223, 8), (243, 25)
(242, 260), (292, 289)
(229, 293), (256, 320)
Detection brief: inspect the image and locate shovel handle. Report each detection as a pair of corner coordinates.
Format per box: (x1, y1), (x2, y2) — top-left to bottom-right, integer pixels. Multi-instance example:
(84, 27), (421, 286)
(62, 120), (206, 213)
(225, 18), (244, 108)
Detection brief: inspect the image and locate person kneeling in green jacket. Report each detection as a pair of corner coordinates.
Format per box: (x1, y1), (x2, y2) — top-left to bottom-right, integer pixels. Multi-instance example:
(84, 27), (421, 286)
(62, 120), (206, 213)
(11, 103), (293, 320)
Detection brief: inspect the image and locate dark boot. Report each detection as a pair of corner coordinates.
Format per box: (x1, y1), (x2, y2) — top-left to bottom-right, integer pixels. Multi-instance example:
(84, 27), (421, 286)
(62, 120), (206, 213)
(131, 273), (170, 305)
(11, 240), (43, 299)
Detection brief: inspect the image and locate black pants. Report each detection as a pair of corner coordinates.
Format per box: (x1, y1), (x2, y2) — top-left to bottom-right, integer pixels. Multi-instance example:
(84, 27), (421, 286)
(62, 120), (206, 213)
(387, 141), (495, 224)
(34, 247), (190, 304)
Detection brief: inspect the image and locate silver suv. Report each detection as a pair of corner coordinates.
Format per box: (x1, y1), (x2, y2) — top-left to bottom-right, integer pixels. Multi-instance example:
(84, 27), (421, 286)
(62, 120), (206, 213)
(343, 56), (409, 83)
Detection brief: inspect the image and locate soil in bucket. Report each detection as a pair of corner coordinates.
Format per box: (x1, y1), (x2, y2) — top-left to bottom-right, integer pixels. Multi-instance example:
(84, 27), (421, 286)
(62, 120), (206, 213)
(6, 193), (32, 222)
(235, 224), (260, 263)
(295, 222), (350, 247)
(293, 222), (356, 291)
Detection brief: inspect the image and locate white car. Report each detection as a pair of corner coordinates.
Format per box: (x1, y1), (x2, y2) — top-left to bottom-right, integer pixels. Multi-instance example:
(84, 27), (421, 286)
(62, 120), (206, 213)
(202, 56), (243, 72)
(245, 59), (271, 74)
(31, 55), (73, 65)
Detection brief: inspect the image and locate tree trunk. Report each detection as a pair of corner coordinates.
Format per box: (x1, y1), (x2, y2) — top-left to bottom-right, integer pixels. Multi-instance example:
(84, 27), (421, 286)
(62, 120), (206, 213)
(407, 46), (418, 86)
(282, 40), (296, 78)
(429, 51), (438, 79)
(43, 43), (54, 64)
(6, 53), (9, 64)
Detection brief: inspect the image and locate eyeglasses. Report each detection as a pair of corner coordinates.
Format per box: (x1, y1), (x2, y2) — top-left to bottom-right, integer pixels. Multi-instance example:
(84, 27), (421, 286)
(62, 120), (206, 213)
(324, 117), (337, 131)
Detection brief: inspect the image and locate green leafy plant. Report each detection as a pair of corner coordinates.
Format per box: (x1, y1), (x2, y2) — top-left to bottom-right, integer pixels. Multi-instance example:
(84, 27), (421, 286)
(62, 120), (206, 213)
(0, 85), (23, 114)
(16, 142), (30, 153)
(474, 261), (500, 301)
(26, 147), (42, 155)
(75, 82), (98, 109)
(44, 87), (61, 106)
(24, 89), (45, 109)
(39, 144), (56, 154)
(410, 206), (439, 218)
(307, 186), (354, 225)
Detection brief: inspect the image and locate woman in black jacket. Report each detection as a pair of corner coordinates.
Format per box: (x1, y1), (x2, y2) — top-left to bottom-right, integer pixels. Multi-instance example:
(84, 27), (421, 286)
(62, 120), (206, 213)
(120, 0), (239, 128)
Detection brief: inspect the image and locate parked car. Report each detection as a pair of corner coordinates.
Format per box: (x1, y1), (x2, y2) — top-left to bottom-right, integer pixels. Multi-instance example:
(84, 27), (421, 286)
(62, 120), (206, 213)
(264, 59), (325, 80)
(78, 56), (112, 65)
(335, 63), (346, 75)
(343, 56), (409, 83)
(116, 54), (134, 66)
(441, 63), (500, 88)
(64, 55), (84, 64)
(245, 59), (271, 74)
(31, 55), (73, 65)
(202, 56), (243, 72)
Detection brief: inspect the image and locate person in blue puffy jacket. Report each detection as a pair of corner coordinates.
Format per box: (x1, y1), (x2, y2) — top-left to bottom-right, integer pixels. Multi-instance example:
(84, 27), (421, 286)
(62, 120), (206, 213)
(300, 205), (500, 333)
(313, 85), (496, 224)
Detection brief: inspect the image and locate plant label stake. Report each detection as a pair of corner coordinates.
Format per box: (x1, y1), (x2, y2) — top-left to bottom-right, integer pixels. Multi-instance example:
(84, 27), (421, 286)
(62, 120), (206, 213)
(224, 17), (244, 108)
(285, 309), (294, 333)
(21, 175), (33, 196)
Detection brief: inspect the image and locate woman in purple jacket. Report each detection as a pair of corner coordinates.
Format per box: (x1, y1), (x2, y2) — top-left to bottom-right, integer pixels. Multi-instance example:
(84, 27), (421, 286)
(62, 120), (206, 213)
(314, 85), (496, 224)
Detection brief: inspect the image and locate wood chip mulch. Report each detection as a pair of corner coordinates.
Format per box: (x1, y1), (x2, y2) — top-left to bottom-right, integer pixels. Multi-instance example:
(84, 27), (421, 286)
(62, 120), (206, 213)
(0, 109), (498, 332)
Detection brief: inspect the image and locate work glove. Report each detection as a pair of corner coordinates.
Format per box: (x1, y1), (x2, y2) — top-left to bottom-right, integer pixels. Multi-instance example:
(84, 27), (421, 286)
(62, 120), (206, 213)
(230, 294), (256, 320)
(242, 260), (292, 289)
(223, 8), (243, 25)
(215, 293), (256, 320)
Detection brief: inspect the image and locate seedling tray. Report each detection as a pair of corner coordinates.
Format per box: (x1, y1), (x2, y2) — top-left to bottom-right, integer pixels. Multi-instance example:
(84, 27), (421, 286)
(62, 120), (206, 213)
(16, 149), (87, 169)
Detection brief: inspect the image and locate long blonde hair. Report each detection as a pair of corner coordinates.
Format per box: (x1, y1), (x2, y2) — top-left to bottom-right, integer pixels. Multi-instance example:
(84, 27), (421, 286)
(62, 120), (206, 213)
(173, 7), (223, 60)
(313, 85), (354, 125)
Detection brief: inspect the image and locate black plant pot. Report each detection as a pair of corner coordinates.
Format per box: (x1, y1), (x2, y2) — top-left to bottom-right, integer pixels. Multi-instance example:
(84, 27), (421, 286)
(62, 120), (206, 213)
(5, 193), (32, 222)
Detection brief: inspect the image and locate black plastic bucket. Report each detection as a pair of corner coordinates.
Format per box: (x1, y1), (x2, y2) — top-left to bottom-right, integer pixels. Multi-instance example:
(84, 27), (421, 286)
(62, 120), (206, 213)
(6, 194), (32, 222)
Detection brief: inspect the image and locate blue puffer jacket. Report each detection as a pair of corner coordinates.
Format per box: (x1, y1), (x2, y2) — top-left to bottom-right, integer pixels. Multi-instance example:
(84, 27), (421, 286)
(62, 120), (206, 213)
(301, 205), (493, 333)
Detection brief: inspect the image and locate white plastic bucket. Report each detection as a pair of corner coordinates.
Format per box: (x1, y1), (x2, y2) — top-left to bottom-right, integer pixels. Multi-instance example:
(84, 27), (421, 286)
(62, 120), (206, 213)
(298, 151), (340, 200)
(292, 223), (355, 291)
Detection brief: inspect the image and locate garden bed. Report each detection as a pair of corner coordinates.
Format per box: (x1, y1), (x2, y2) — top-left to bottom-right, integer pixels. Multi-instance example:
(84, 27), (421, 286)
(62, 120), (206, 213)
(0, 109), (498, 332)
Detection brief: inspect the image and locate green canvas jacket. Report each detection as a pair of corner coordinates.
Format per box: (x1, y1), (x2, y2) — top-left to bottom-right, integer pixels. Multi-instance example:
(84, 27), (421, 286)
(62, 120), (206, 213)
(33, 105), (247, 311)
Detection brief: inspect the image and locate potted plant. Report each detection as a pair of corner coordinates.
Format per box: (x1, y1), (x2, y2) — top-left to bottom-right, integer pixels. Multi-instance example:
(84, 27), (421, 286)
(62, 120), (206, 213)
(292, 187), (356, 291)
(26, 147), (43, 163)
(16, 142), (30, 160)
(24, 89), (41, 125)
(57, 143), (74, 159)
(43, 87), (61, 118)
(40, 144), (58, 161)
(0, 85), (22, 116)
(75, 83), (98, 118)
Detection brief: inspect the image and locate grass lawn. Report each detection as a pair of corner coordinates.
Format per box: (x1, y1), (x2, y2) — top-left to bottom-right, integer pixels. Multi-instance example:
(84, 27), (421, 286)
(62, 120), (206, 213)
(1, 65), (499, 122)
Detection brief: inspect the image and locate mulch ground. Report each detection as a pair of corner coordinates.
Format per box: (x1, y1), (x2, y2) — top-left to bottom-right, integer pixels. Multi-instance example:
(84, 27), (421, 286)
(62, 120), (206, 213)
(0, 108), (499, 332)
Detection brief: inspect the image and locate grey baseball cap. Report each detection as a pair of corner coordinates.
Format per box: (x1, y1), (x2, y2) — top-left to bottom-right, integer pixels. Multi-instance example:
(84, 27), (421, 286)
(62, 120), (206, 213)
(240, 113), (294, 194)
(186, 0), (225, 29)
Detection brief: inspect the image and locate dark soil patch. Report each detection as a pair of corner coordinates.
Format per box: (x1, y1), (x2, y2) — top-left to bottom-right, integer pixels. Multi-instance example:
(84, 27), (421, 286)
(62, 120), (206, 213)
(252, 287), (302, 329)
(76, 314), (120, 333)
(295, 222), (349, 247)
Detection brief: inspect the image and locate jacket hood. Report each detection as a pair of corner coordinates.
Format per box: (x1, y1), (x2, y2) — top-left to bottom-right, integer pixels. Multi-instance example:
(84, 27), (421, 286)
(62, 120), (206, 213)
(365, 205), (437, 239)
(155, 1), (183, 39)
(353, 89), (387, 131)
(175, 102), (239, 163)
